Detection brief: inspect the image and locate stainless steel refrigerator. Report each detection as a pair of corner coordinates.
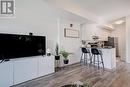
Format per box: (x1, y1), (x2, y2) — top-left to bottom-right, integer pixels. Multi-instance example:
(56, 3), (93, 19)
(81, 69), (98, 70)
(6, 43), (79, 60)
(108, 37), (119, 57)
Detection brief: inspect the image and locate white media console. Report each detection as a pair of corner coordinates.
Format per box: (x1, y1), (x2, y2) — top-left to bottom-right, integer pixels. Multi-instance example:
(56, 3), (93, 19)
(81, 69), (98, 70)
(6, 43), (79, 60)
(0, 55), (54, 87)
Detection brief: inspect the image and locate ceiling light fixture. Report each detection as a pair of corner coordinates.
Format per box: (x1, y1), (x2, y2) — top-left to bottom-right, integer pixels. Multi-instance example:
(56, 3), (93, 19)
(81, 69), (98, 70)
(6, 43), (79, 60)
(104, 24), (113, 29)
(115, 20), (125, 24)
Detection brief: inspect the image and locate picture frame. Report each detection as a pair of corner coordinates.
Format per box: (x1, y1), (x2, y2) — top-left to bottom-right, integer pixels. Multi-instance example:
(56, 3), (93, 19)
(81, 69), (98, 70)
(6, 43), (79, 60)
(64, 28), (79, 38)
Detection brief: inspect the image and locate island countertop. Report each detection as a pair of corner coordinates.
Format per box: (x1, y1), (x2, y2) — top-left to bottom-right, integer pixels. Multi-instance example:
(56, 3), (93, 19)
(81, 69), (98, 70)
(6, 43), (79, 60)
(81, 46), (115, 49)
(81, 47), (116, 69)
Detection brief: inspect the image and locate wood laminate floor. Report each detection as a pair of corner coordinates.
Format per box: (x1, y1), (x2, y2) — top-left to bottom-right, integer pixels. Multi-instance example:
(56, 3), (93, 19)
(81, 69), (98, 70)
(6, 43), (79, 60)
(12, 61), (130, 87)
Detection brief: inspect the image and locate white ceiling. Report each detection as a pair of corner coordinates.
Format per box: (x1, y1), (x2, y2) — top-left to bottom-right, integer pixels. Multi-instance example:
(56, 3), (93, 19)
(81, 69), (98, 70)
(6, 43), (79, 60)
(60, 11), (94, 24)
(44, 0), (130, 22)
(69, 0), (130, 21)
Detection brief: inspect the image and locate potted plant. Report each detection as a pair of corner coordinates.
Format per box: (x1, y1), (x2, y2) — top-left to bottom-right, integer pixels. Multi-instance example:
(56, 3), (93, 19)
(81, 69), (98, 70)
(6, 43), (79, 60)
(55, 43), (60, 60)
(60, 50), (72, 64)
(84, 80), (92, 87)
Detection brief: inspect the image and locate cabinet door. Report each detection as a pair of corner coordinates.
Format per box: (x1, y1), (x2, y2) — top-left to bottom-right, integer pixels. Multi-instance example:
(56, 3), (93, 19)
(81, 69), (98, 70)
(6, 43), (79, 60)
(38, 56), (54, 77)
(102, 49), (112, 69)
(14, 58), (37, 85)
(0, 61), (13, 87)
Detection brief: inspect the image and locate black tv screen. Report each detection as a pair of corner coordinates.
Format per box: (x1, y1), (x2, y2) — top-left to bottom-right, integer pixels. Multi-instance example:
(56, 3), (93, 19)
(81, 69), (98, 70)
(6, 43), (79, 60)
(0, 33), (46, 60)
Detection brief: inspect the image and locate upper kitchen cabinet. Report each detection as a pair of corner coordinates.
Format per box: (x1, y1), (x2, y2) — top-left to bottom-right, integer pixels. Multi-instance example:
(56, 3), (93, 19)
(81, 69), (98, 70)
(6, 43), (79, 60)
(81, 23), (110, 41)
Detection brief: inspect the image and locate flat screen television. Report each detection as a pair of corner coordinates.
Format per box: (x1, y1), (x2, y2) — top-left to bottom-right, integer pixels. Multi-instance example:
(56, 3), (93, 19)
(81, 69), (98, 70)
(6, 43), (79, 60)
(0, 33), (46, 60)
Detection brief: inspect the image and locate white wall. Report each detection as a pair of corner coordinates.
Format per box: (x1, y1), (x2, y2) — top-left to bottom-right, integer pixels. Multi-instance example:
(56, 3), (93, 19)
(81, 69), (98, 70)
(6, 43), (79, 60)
(126, 15), (130, 63)
(81, 23), (110, 41)
(44, 0), (102, 23)
(110, 23), (126, 61)
(0, 0), (60, 52)
(0, 0), (86, 66)
(59, 19), (81, 66)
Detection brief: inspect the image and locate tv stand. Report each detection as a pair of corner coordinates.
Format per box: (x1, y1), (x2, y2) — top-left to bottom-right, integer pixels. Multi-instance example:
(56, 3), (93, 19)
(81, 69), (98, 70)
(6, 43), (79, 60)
(0, 55), (54, 87)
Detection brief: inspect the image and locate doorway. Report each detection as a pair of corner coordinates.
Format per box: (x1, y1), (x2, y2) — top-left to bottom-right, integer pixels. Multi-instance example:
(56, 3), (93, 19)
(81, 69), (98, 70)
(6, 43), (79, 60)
(110, 18), (126, 62)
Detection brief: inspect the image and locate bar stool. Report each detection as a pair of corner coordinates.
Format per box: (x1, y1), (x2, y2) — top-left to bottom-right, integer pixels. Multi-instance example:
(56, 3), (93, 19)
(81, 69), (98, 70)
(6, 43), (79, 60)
(91, 48), (104, 69)
(80, 47), (91, 64)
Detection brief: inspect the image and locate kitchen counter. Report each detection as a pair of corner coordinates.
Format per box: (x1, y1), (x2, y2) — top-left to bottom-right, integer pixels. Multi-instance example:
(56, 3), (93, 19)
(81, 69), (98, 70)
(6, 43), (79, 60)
(100, 48), (116, 69)
(83, 47), (116, 69)
(84, 47), (114, 49)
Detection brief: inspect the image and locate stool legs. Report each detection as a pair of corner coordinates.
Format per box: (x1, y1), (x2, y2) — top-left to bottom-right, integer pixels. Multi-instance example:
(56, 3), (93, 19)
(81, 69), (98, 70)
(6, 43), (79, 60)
(84, 54), (87, 64)
(90, 54), (93, 64)
(89, 53), (92, 63)
(91, 54), (104, 69)
(93, 55), (95, 66)
(80, 53), (83, 63)
(80, 53), (91, 64)
(83, 53), (88, 64)
(100, 54), (104, 69)
(97, 55), (100, 69)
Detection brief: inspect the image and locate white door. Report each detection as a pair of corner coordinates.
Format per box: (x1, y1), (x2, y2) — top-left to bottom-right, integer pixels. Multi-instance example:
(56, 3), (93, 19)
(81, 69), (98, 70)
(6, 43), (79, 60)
(14, 58), (37, 85)
(38, 56), (54, 77)
(0, 61), (13, 87)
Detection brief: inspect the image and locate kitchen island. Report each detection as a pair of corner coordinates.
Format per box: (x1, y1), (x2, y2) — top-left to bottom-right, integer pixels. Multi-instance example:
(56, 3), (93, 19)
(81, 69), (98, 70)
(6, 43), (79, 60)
(84, 47), (116, 69)
(100, 48), (116, 69)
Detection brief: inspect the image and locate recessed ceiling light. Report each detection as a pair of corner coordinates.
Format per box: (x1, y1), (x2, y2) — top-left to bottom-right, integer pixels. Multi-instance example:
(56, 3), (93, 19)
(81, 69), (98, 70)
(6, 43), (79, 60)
(115, 20), (125, 24)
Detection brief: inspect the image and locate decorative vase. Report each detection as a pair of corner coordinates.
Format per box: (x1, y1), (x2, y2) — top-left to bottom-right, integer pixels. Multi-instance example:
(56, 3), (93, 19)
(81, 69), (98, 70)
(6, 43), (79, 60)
(46, 48), (51, 56)
(64, 59), (69, 64)
(55, 55), (60, 60)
